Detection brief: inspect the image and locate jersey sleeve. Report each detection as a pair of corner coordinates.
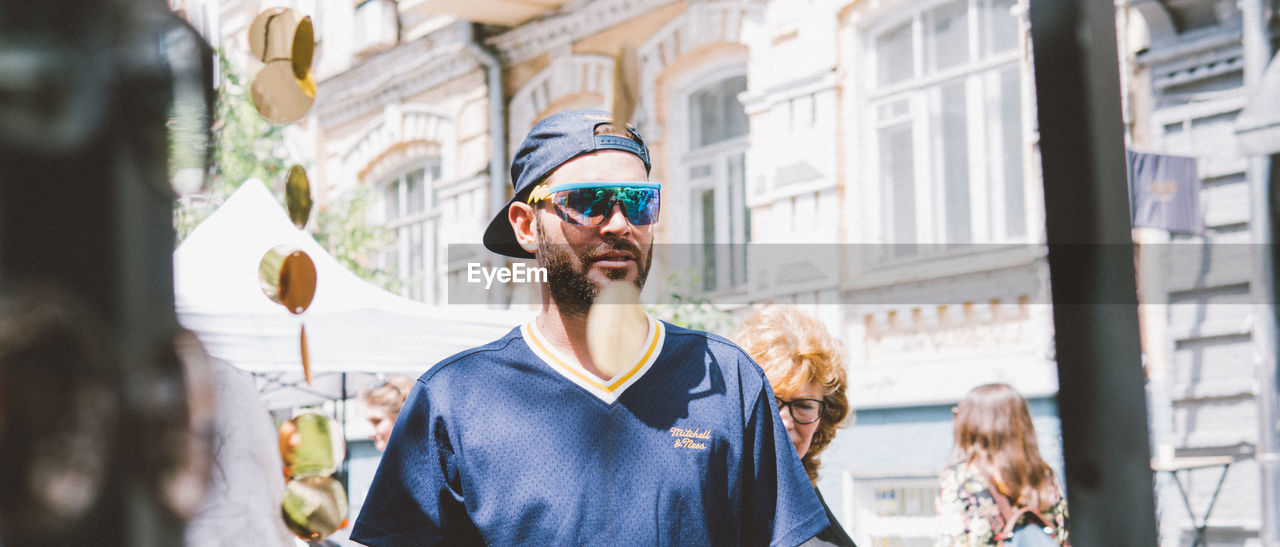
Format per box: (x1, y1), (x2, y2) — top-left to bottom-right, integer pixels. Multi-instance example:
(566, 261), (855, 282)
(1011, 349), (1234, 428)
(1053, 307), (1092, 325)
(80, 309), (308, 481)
(740, 366), (829, 547)
(350, 381), (482, 546)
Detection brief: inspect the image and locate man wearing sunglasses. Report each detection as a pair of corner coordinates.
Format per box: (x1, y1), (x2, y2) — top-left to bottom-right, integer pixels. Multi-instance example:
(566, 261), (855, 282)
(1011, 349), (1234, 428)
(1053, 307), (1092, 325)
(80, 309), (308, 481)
(352, 109), (826, 546)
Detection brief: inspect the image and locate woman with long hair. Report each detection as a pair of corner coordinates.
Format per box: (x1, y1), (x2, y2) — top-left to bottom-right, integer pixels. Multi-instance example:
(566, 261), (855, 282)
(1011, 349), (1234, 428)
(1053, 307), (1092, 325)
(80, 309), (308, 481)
(936, 383), (1069, 546)
(733, 305), (855, 546)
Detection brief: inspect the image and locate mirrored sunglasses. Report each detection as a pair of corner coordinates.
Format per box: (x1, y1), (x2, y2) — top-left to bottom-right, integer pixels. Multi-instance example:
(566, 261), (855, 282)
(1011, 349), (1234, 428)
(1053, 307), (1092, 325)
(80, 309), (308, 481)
(536, 182), (661, 226)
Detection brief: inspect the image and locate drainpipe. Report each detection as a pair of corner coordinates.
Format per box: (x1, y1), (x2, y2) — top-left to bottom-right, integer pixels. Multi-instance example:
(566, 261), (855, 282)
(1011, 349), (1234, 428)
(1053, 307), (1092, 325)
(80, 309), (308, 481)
(464, 23), (508, 306)
(1242, 0), (1280, 542)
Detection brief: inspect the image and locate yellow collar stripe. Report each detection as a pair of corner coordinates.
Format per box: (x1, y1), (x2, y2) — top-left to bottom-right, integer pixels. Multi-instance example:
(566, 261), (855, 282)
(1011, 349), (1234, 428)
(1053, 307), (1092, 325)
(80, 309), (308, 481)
(604, 321), (661, 390)
(524, 326), (611, 391)
(524, 317), (661, 393)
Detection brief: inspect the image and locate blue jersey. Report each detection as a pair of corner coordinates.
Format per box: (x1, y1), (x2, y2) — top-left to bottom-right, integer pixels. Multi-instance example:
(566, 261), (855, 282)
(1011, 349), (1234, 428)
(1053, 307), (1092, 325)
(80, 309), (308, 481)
(351, 316), (826, 546)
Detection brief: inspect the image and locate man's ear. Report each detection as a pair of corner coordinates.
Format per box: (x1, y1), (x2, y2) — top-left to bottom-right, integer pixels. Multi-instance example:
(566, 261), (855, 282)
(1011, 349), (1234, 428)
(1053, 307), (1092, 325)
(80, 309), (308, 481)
(509, 202), (539, 253)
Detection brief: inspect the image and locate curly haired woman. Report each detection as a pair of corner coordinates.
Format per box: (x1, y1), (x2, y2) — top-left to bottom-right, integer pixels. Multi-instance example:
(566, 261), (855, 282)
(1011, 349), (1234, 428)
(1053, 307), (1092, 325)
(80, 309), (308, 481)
(734, 305), (855, 546)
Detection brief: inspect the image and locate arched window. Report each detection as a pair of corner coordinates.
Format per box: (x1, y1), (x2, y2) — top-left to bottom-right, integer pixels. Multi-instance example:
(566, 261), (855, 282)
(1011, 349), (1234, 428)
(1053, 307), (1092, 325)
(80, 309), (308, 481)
(689, 75), (750, 147)
(683, 73), (751, 292)
(380, 159), (442, 302)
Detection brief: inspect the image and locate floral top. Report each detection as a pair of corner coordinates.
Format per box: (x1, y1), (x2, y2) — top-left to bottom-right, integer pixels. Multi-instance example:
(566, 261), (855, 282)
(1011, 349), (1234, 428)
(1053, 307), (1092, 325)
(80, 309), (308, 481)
(935, 461), (1069, 546)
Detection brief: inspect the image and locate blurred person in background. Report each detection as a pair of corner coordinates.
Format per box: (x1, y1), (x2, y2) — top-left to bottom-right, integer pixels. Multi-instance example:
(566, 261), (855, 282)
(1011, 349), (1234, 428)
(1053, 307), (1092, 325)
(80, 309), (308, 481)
(358, 374), (415, 452)
(187, 358), (295, 547)
(936, 383), (1069, 546)
(734, 305), (855, 546)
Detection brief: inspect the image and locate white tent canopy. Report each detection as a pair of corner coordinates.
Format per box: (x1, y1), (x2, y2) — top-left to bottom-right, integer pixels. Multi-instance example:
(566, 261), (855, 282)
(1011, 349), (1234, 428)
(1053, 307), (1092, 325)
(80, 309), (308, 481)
(175, 179), (531, 407)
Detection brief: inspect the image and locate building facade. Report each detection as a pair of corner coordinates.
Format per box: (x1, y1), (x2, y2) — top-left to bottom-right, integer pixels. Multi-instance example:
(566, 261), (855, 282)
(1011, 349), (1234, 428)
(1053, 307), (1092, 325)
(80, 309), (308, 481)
(1124, 0), (1278, 544)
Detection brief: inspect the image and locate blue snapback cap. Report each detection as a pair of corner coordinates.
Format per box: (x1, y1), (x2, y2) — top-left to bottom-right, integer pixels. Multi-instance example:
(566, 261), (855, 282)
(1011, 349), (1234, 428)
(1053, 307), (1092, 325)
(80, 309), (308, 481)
(483, 109), (652, 258)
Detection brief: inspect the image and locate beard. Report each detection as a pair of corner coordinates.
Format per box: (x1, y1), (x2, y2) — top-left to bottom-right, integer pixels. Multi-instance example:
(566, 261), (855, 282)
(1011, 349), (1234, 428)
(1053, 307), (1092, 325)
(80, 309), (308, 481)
(535, 217), (653, 317)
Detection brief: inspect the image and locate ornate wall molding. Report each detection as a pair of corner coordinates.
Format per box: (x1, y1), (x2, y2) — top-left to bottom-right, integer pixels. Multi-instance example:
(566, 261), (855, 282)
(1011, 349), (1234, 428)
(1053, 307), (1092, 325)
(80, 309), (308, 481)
(848, 257), (1047, 332)
(635, 1), (762, 140)
(503, 1), (762, 145)
(486, 0), (680, 65)
(507, 51), (615, 160)
(342, 105), (455, 183)
(1137, 30), (1244, 92)
(315, 21), (481, 130)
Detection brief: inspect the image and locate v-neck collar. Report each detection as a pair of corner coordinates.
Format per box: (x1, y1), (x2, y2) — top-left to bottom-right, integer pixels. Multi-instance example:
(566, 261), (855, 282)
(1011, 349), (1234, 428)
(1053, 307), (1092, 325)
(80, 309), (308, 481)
(522, 314), (665, 404)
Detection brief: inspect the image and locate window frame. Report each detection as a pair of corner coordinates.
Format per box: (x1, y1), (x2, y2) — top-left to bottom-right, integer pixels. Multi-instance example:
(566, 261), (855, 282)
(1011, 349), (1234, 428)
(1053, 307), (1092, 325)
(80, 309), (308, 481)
(675, 66), (752, 293)
(865, 0), (1029, 254)
(379, 158), (443, 303)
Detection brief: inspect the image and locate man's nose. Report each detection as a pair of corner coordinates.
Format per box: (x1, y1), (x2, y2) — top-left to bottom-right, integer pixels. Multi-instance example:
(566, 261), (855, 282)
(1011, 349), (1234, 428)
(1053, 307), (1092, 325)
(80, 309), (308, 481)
(598, 201), (632, 236)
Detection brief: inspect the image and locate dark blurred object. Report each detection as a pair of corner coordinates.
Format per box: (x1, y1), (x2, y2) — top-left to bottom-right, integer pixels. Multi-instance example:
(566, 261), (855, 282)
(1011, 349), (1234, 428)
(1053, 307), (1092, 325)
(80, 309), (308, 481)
(0, 1), (216, 545)
(146, 330), (216, 520)
(1028, 0), (1158, 545)
(0, 287), (117, 543)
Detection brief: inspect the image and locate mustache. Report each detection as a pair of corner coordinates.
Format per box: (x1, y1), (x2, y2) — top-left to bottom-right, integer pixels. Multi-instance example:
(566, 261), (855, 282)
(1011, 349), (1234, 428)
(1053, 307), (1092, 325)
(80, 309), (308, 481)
(581, 239), (643, 262)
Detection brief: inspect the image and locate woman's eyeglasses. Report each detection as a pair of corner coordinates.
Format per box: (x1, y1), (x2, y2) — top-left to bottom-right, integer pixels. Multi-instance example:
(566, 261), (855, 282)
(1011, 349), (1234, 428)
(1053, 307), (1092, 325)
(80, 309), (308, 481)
(529, 181), (661, 226)
(778, 398), (825, 425)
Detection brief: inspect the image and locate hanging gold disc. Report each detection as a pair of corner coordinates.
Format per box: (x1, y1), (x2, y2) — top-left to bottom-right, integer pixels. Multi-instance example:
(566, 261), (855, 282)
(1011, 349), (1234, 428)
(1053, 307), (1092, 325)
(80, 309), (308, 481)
(250, 59), (315, 125)
(248, 7), (301, 63)
(281, 475), (348, 541)
(291, 17), (315, 80)
(285, 164), (313, 229)
(258, 246), (317, 314)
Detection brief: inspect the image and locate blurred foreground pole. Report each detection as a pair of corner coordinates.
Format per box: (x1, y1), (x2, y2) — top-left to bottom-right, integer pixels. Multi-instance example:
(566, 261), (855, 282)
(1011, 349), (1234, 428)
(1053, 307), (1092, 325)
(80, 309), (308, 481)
(0, 0), (208, 545)
(1027, 1), (1159, 545)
